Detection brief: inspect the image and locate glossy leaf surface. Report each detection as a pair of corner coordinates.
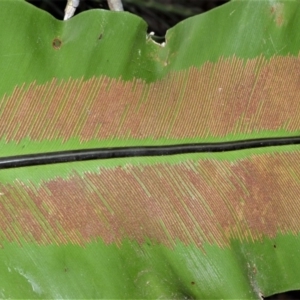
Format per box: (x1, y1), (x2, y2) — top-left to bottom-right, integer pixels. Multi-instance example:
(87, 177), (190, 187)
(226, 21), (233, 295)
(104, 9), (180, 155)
(0, 0), (300, 298)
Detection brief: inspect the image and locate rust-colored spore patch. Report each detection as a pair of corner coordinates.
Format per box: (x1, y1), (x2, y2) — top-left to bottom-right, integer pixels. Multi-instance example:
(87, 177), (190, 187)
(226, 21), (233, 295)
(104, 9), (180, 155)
(1, 151), (300, 248)
(1, 55), (300, 143)
(52, 38), (62, 49)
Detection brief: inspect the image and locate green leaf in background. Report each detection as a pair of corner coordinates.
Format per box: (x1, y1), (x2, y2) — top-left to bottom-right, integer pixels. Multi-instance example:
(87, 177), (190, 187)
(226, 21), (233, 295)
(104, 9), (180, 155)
(0, 0), (300, 298)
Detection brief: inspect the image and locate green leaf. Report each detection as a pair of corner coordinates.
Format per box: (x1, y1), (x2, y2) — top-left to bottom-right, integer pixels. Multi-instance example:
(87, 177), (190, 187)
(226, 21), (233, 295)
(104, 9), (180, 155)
(0, 0), (300, 298)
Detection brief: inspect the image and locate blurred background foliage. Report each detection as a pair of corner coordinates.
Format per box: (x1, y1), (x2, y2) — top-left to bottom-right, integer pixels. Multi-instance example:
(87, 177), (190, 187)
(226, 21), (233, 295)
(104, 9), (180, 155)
(27, 0), (228, 36)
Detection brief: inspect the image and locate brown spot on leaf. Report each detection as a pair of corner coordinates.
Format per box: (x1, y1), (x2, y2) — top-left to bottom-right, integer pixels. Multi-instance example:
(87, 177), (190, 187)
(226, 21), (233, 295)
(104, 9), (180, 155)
(270, 4), (284, 27)
(52, 38), (62, 49)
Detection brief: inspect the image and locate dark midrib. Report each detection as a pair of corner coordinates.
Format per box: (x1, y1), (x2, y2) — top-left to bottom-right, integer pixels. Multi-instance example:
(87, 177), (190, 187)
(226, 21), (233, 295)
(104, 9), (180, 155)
(1, 136), (300, 169)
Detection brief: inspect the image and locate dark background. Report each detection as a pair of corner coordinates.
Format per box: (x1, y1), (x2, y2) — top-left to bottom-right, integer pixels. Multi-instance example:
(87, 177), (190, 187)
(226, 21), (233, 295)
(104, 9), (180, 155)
(25, 1), (300, 298)
(27, 0), (228, 36)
